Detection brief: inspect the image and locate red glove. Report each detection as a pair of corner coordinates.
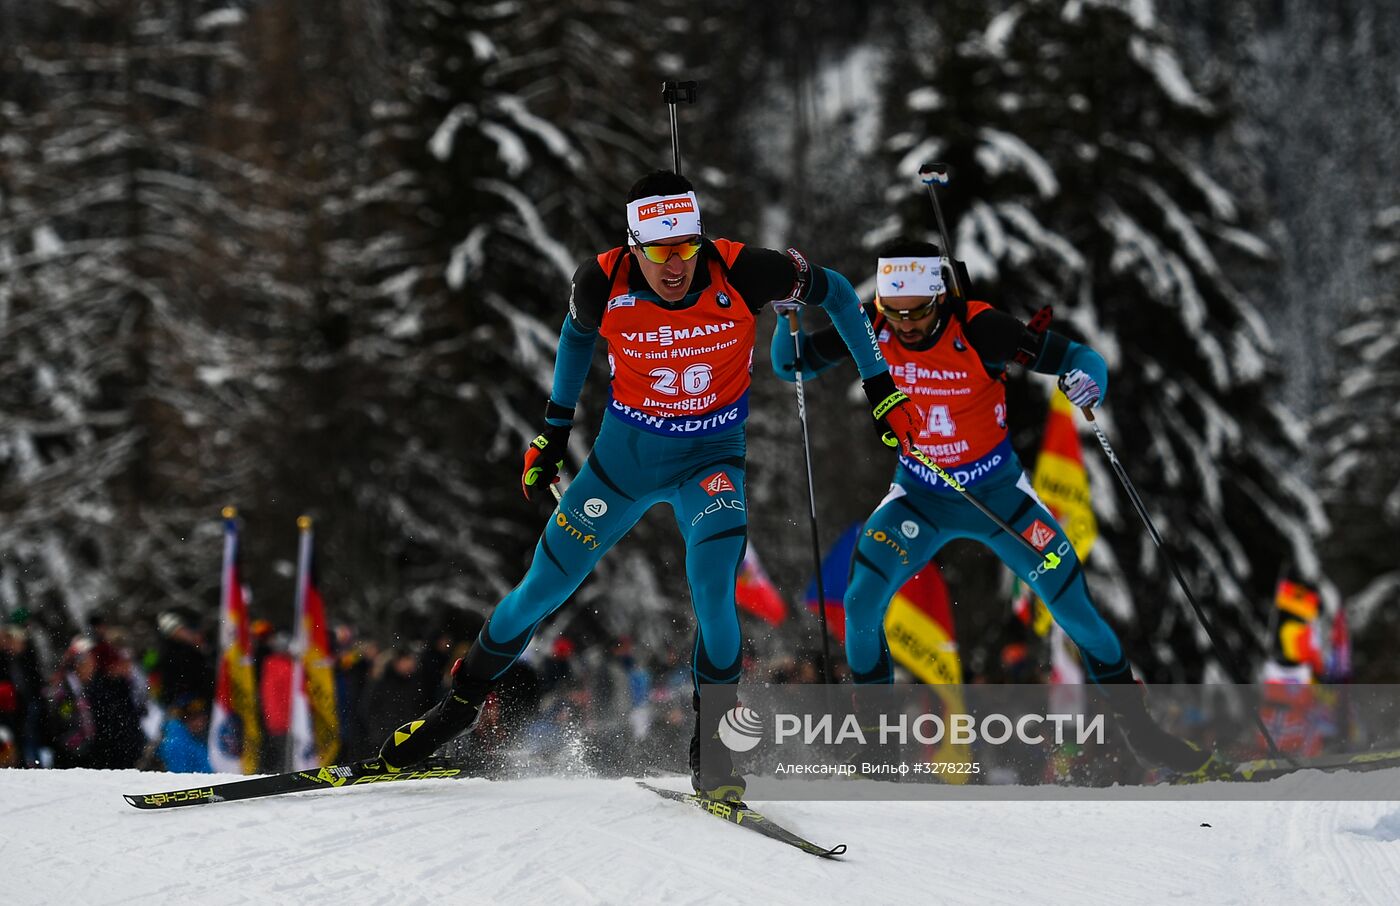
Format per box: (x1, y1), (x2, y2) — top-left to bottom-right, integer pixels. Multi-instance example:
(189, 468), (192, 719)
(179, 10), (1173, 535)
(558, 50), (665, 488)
(521, 401), (574, 502)
(862, 372), (923, 454)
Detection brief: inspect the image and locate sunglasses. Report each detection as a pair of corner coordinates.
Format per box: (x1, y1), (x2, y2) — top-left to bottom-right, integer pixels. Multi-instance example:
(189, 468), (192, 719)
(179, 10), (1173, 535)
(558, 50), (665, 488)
(876, 295), (941, 322)
(636, 238), (703, 264)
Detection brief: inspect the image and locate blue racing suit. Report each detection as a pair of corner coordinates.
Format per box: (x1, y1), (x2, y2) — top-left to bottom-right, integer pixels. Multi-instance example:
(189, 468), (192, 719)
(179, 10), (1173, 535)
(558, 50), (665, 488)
(460, 241), (890, 696)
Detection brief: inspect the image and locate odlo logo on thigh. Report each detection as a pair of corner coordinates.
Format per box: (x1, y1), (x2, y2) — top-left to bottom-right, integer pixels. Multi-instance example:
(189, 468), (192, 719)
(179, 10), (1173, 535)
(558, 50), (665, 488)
(1027, 540), (1072, 581)
(864, 527), (911, 566)
(690, 496), (745, 526)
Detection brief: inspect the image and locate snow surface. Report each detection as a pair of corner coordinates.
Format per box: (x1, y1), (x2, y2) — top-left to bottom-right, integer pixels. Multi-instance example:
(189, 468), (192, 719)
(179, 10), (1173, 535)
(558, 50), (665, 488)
(5, 769), (1400, 905)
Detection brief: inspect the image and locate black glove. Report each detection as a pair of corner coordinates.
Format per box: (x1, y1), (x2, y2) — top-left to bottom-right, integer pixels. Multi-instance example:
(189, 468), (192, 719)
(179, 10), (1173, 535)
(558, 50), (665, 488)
(521, 400), (574, 502)
(861, 372), (923, 453)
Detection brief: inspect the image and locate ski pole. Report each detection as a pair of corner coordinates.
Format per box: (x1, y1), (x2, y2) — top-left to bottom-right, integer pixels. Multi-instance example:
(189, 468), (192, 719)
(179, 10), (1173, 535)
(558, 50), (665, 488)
(661, 80), (698, 175)
(919, 160), (1054, 372)
(902, 445), (1062, 573)
(1066, 393), (1290, 762)
(785, 312), (836, 683)
(918, 162), (964, 300)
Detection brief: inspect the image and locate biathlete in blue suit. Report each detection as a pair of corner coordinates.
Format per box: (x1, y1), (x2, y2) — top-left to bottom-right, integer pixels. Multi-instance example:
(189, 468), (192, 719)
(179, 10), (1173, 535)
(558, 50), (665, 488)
(772, 238), (1210, 773)
(376, 172), (924, 799)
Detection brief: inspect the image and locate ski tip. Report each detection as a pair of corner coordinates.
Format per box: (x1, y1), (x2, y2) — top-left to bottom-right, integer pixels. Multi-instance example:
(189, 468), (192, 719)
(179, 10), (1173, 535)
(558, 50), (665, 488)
(123, 793), (165, 810)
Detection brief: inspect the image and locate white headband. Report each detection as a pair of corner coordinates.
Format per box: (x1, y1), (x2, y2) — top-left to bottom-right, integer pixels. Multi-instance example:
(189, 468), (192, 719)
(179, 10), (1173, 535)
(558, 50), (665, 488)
(876, 256), (945, 297)
(627, 192), (702, 245)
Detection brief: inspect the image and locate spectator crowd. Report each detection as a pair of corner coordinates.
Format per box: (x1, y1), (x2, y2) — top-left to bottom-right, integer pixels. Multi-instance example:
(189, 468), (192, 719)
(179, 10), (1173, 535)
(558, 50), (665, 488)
(0, 605), (835, 777)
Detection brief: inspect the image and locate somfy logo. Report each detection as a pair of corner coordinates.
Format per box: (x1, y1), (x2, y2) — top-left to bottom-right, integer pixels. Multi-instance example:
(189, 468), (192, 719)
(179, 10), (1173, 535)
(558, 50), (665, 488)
(584, 498), (608, 518)
(717, 706), (764, 752)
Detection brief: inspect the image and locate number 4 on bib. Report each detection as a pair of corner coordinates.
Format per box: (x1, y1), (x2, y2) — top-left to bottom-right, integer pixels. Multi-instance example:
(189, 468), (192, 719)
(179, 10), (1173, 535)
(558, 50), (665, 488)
(924, 405), (956, 437)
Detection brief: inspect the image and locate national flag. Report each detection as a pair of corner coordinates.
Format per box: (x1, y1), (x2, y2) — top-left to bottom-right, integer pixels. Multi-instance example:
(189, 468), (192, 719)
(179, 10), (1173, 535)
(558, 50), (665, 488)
(1265, 578), (1322, 682)
(883, 561), (960, 685)
(735, 545), (787, 626)
(1260, 579), (1333, 752)
(1022, 390), (1100, 640)
(882, 560), (971, 781)
(1011, 579), (1053, 638)
(209, 508), (262, 774)
(1326, 604), (1352, 682)
(1047, 622), (1087, 712)
(805, 523), (863, 643)
(288, 517), (340, 770)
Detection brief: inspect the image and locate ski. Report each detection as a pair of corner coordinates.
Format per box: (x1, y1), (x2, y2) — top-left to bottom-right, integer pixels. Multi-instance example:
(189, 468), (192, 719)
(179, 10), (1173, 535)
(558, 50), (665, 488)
(123, 758), (467, 810)
(638, 782), (846, 859)
(1227, 747), (1400, 783)
(1168, 747), (1400, 785)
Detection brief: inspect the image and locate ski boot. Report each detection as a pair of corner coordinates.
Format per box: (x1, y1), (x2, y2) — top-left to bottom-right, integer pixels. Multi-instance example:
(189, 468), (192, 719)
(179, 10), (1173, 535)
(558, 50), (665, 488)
(689, 690), (747, 802)
(1098, 679), (1212, 775)
(379, 658), (492, 770)
(846, 689), (904, 780)
(1171, 749), (1238, 784)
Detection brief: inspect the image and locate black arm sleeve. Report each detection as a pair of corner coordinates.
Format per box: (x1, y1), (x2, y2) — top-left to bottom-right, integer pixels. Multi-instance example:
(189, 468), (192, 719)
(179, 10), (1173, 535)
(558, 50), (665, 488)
(964, 307), (1041, 363)
(725, 245), (830, 314)
(1031, 331), (1073, 374)
(567, 258), (612, 332)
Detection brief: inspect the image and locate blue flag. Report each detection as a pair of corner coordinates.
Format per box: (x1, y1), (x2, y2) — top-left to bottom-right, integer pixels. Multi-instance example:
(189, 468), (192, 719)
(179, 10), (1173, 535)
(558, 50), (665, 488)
(804, 522), (863, 643)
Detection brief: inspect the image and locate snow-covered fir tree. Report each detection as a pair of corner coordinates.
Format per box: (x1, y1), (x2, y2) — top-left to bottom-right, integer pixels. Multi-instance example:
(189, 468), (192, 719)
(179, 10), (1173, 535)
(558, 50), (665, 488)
(1164, 0), (1400, 412)
(0, 1), (672, 636)
(1317, 204), (1400, 678)
(266, 0), (682, 635)
(0, 2), (285, 627)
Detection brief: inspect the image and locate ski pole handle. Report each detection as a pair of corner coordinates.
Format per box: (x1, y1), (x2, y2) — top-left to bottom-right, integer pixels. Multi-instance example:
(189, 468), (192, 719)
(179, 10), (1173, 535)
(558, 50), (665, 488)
(1056, 372), (1097, 420)
(661, 80), (698, 105)
(918, 162), (950, 186)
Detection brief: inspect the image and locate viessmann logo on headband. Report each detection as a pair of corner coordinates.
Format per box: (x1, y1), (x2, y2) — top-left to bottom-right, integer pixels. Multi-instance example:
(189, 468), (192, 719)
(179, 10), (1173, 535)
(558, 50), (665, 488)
(627, 191), (703, 244)
(634, 196), (696, 220)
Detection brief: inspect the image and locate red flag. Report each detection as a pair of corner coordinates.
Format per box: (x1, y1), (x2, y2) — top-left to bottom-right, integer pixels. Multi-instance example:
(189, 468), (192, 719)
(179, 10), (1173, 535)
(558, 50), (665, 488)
(289, 516), (339, 769)
(1327, 605), (1352, 681)
(735, 546), (786, 626)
